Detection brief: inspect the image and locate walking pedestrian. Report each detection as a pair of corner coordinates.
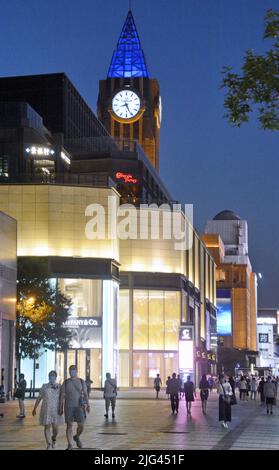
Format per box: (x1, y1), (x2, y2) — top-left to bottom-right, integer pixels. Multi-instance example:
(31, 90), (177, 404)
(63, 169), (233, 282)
(258, 377), (265, 405)
(178, 374), (184, 399)
(166, 376), (171, 400)
(154, 374), (162, 399)
(250, 377), (257, 400)
(218, 375), (233, 428)
(32, 370), (62, 450)
(239, 376), (247, 401)
(85, 376), (93, 399)
(59, 365), (90, 450)
(184, 375), (195, 415)
(169, 373), (180, 414)
(264, 376), (276, 415)
(103, 372), (117, 419)
(246, 376), (251, 401)
(15, 373), (27, 419)
(199, 374), (209, 415)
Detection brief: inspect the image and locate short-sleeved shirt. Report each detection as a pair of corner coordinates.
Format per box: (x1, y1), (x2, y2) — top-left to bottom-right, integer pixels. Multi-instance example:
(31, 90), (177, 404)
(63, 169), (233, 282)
(61, 378), (87, 408)
(104, 379), (117, 398)
(18, 380), (27, 400)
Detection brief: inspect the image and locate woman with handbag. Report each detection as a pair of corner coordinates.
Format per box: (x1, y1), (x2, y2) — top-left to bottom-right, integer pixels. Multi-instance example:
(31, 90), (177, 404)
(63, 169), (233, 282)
(199, 375), (209, 415)
(217, 374), (233, 428)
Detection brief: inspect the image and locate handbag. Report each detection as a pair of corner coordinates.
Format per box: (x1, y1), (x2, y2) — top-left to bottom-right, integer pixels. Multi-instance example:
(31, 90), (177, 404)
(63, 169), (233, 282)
(14, 388), (22, 399)
(108, 380), (117, 396)
(230, 394), (237, 405)
(69, 379), (87, 408)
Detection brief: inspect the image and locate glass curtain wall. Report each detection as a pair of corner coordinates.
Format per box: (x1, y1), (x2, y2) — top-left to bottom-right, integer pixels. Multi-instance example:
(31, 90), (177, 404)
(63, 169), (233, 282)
(133, 290), (180, 387)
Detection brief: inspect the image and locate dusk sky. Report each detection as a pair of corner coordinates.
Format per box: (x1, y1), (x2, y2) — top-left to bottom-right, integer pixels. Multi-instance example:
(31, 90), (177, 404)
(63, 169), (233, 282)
(1, 0), (278, 306)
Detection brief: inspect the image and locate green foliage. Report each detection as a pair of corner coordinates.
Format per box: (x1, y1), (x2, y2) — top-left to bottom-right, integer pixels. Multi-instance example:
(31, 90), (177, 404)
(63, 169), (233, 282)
(222, 9), (279, 130)
(16, 258), (72, 360)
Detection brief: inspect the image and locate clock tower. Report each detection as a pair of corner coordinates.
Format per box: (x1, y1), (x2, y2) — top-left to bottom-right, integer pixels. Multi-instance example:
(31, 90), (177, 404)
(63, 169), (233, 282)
(97, 10), (161, 171)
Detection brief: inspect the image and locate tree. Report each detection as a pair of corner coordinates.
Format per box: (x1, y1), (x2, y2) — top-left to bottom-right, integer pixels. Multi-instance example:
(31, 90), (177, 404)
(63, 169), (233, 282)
(16, 258), (72, 391)
(222, 9), (279, 130)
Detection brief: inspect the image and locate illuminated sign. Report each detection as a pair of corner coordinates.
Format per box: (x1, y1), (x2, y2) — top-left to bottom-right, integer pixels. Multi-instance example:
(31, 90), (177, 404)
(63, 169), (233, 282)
(63, 317), (102, 328)
(257, 317), (276, 325)
(258, 333), (269, 343)
(179, 327), (193, 341)
(116, 172), (138, 184)
(217, 298), (232, 336)
(61, 151), (71, 165)
(179, 340), (193, 370)
(25, 146), (55, 157)
(196, 348), (216, 363)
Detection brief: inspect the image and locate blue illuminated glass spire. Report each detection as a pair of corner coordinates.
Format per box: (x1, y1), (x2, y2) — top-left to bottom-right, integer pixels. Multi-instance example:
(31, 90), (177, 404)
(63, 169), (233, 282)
(108, 10), (149, 78)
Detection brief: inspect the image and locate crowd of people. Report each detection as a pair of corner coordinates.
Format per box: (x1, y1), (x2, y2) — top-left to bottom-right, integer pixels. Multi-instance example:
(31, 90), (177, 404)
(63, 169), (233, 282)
(156, 372), (278, 428)
(6, 368), (278, 449)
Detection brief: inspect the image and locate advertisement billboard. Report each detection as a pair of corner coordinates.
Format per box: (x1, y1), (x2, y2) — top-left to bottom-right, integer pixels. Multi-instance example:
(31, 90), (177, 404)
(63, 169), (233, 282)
(216, 298), (232, 336)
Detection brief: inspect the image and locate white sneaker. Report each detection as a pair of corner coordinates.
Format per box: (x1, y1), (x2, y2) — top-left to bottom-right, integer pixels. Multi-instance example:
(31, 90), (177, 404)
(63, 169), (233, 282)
(224, 423), (228, 428)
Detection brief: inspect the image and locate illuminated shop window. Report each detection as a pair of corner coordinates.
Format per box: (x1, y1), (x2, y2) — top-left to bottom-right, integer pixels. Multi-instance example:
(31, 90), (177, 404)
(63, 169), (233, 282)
(118, 290), (130, 350)
(133, 290), (180, 351)
(58, 279), (102, 317)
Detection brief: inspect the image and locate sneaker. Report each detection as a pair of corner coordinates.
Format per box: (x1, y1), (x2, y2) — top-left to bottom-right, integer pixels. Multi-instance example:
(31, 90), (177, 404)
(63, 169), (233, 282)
(16, 415), (25, 419)
(104, 413), (108, 418)
(73, 435), (83, 449)
(46, 443), (51, 450)
(51, 437), (56, 449)
(66, 444), (73, 450)
(112, 413), (115, 419)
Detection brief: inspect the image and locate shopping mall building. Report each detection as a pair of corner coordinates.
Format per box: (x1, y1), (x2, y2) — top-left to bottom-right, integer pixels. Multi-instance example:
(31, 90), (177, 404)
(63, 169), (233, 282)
(0, 10), (217, 389)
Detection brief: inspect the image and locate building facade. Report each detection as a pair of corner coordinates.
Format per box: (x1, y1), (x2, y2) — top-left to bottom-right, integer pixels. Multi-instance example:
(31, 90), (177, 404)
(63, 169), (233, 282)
(257, 308), (279, 374)
(0, 211), (17, 395)
(0, 183), (216, 387)
(202, 210), (258, 374)
(0, 9), (217, 388)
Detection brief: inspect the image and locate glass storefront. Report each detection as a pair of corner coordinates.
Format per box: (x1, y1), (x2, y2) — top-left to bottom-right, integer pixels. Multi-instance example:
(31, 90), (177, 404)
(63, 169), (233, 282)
(133, 290), (180, 351)
(55, 278), (117, 388)
(117, 289), (181, 387)
(58, 279), (102, 317)
(133, 352), (179, 387)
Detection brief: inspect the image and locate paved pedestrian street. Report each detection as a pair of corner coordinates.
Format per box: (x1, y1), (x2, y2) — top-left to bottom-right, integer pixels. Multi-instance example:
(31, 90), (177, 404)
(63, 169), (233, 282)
(0, 390), (279, 450)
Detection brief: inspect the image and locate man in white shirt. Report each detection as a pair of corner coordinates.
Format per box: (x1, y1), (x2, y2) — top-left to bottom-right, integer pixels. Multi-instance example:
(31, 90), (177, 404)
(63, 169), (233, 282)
(103, 372), (117, 419)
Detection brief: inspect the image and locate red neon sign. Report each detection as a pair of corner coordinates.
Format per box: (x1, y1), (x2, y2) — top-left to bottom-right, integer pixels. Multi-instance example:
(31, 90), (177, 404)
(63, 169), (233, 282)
(116, 172), (138, 184)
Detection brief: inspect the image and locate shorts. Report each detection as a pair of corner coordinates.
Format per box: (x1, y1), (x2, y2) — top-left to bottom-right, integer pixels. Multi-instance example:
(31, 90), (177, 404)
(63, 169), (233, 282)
(64, 406), (85, 424)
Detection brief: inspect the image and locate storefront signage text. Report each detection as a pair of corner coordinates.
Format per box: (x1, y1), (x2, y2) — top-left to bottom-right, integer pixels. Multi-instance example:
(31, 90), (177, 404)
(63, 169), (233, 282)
(63, 317), (102, 328)
(116, 172), (138, 184)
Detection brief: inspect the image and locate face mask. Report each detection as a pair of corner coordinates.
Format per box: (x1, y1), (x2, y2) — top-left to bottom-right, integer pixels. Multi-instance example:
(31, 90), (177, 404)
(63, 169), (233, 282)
(49, 375), (56, 384)
(70, 369), (77, 379)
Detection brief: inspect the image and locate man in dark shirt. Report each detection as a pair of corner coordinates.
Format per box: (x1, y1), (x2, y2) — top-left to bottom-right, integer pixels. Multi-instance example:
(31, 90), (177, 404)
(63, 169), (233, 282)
(168, 373), (180, 414)
(16, 374), (27, 418)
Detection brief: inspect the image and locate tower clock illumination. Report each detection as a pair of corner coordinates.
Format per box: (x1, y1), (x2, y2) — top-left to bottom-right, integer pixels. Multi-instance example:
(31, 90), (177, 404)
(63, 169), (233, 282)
(112, 90), (141, 120)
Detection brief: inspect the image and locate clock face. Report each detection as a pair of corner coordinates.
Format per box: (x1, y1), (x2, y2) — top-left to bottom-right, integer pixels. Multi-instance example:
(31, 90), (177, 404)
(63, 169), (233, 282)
(112, 90), (141, 120)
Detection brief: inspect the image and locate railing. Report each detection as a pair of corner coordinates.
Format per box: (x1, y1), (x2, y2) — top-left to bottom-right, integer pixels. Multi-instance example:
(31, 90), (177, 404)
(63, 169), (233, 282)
(0, 173), (116, 188)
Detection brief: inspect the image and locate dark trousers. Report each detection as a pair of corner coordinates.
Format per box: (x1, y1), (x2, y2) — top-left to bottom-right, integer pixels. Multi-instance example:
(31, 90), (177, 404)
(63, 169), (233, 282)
(170, 394), (179, 412)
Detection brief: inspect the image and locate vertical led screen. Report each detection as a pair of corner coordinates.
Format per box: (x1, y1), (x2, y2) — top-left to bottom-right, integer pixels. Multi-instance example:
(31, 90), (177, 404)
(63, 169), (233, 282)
(216, 298), (232, 336)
